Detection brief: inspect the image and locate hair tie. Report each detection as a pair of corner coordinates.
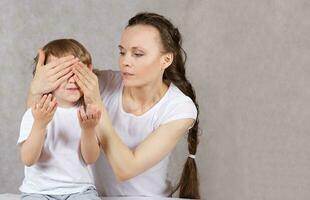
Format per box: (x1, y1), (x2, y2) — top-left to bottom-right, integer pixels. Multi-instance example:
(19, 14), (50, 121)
(188, 154), (196, 159)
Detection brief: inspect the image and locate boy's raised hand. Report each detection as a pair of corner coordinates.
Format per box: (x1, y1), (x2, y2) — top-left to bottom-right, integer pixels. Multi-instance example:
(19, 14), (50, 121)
(31, 94), (57, 128)
(78, 104), (102, 130)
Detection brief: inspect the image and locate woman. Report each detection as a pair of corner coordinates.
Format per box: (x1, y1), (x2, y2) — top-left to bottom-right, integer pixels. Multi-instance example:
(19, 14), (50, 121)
(27, 12), (200, 199)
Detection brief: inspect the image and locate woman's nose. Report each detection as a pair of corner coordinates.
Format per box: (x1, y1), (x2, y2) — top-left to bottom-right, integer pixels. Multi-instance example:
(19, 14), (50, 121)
(120, 53), (132, 67)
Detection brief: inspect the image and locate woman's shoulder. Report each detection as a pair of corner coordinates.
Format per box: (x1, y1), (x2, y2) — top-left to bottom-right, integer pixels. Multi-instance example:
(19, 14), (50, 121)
(166, 83), (194, 104)
(93, 69), (121, 81)
(155, 83), (198, 125)
(93, 69), (122, 95)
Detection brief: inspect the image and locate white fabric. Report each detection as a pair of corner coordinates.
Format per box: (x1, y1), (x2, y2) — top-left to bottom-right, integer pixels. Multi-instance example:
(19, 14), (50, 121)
(92, 70), (198, 197)
(17, 107), (95, 195)
(0, 193), (193, 200)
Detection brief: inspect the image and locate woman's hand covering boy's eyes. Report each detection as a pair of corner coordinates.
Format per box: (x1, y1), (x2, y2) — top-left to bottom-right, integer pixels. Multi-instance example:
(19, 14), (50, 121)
(73, 62), (102, 109)
(30, 49), (79, 95)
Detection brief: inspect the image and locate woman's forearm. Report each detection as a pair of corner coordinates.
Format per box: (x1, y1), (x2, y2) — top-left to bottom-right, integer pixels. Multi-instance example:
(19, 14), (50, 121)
(97, 108), (137, 181)
(80, 129), (100, 164)
(20, 121), (46, 166)
(26, 86), (41, 108)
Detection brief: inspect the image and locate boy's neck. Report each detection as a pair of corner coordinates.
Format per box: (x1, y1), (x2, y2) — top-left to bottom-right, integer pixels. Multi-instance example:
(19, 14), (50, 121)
(56, 100), (77, 108)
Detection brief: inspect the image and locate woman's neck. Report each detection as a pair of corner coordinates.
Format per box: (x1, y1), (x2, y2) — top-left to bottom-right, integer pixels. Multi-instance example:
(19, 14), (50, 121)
(123, 81), (169, 114)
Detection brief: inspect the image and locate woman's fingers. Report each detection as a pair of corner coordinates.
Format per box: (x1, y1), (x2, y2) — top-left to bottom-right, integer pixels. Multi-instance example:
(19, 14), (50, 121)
(36, 49), (46, 69)
(49, 57), (79, 75)
(53, 70), (75, 88)
(46, 55), (75, 69)
(73, 73), (88, 92)
(75, 62), (97, 83)
(50, 66), (72, 82)
(73, 65), (92, 88)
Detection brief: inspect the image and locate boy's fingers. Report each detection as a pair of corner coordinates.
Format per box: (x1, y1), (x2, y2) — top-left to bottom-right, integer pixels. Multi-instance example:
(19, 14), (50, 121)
(96, 110), (101, 120)
(38, 94), (48, 108)
(50, 102), (57, 115)
(47, 97), (57, 112)
(94, 107), (100, 118)
(86, 104), (92, 115)
(43, 94), (52, 110)
(80, 106), (88, 121)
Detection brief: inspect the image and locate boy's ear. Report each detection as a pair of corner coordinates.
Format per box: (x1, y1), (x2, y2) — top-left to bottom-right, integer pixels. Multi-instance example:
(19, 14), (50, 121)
(88, 64), (93, 70)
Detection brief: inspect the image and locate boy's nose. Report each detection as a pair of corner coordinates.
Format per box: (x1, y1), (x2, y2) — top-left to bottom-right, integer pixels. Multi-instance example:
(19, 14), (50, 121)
(68, 74), (76, 83)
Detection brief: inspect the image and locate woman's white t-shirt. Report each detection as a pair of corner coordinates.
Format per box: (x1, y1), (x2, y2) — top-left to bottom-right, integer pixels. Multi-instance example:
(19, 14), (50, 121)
(92, 70), (198, 197)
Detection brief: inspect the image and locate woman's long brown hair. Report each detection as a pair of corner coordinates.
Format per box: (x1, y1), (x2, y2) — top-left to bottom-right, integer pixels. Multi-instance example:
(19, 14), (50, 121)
(127, 12), (200, 199)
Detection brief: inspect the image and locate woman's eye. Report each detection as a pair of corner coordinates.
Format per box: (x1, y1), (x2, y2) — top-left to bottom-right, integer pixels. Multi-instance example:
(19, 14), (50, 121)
(134, 53), (144, 57)
(119, 52), (125, 56)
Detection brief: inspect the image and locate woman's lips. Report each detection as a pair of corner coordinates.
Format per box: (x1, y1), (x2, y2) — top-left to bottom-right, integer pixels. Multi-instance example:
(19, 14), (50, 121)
(123, 72), (134, 78)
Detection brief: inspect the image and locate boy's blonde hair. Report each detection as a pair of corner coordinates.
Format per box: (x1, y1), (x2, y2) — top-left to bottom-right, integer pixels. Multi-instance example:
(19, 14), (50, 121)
(33, 38), (92, 106)
(33, 38), (92, 75)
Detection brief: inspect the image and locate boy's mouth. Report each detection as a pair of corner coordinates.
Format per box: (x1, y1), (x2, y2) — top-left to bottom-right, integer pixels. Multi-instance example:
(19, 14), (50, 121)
(66, 88), (80, 91)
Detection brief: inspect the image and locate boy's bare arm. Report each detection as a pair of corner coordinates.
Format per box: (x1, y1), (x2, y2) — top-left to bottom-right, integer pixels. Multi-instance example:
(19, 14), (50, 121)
(20, 94), (57, 166)
(78, 104), (101, 164)
(80, 129), (100, 164)
(20, 122), (47, 166)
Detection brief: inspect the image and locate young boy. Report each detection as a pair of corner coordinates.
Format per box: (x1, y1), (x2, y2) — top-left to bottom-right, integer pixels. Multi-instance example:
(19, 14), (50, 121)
(18, 39), (101, 200)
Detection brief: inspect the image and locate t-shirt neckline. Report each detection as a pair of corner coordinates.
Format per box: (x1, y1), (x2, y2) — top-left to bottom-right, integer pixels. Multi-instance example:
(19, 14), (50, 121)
(119, 82), (172, 118)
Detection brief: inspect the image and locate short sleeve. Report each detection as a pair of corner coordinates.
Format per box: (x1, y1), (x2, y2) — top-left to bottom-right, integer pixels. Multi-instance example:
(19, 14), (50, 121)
(17, 109), (34, 145)
(159, 100), (197, 127)
(95, 69), (122, 100)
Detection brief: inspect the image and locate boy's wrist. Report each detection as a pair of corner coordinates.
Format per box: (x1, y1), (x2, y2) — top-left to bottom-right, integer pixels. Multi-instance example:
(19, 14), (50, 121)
(81, 126), (96, 134)
(33, 120), (48, 130)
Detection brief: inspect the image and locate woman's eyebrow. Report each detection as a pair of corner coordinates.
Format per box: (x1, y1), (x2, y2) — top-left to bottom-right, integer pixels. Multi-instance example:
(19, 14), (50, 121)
(132, 47), (142, 50)
(119, 45), (145, 51)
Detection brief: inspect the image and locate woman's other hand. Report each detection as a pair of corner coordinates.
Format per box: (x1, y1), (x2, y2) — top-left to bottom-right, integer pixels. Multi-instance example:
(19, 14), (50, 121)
(73, 62), (102, 108)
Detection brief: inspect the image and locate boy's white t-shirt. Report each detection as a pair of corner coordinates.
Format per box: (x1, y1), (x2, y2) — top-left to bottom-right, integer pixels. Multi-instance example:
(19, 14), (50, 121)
(92, 70), (198, 197)
(17, 107), (95, 195)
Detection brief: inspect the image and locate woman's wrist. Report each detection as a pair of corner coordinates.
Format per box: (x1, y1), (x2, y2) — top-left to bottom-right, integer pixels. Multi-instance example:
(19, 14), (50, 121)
(29, 80), (40, 95)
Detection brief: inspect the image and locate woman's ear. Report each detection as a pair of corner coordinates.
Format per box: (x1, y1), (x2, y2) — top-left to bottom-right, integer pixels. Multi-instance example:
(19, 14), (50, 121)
(161, 53), (173, 70)
(88, 64), (93, 70)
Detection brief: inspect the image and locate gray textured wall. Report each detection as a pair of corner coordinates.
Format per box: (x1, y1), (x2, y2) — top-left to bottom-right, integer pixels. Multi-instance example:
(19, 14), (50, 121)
(1, 1), (310, 200)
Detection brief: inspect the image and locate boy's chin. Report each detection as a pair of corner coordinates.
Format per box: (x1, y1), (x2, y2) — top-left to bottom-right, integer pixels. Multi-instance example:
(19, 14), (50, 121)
(64, 96), (82, 105)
